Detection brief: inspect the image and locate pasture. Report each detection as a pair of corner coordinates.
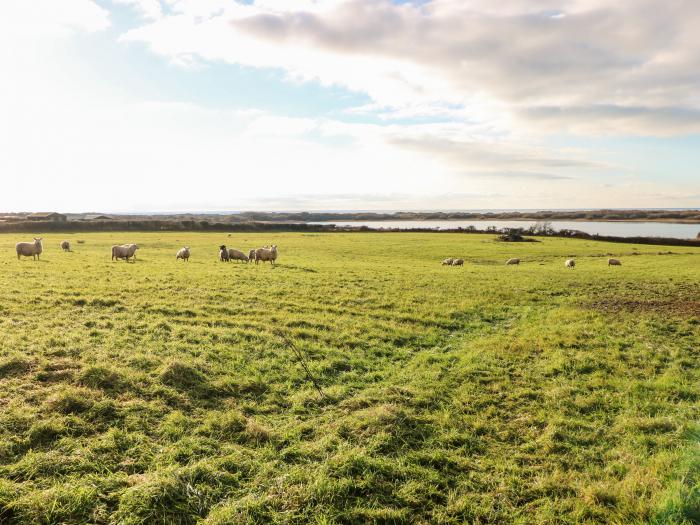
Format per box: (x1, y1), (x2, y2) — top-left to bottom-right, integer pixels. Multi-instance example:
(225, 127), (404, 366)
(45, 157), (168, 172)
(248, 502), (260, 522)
(0, 232), (698, 524)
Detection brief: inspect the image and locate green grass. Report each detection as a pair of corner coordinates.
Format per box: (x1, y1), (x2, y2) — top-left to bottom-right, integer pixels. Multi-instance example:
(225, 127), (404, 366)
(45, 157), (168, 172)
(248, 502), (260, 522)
(0, 231), (698, 524)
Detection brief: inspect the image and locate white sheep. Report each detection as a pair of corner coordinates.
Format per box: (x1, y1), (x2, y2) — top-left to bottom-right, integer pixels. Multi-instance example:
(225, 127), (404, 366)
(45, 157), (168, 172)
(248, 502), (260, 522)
(451, 259), (464, 266)
(607, 258), (621, 266)
(441, 258), (454, 266)
(505, 258), (520, 265)
(227, 248), (249, 263)
(60, 240), (70, 252)
(112, 244), (138, 262)
(255, 245), (278, 266)
(16, 238), (43, 260)
(176, 247), (190, 261)
(565, 259), (575, 269)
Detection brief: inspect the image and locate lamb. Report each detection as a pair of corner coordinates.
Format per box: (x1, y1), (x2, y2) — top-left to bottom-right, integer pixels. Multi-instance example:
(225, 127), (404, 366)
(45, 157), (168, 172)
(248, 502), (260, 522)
(607, 258), (621, 266)
(451, 259), (464, 266)
(60, 240), (70, 252)
(255, 245), (278, 266)
(565, 259), (575, 269)
(441, 258), (454, 265)
(227, 248), (249, 263)
(219, 245), (230, 262)
(176, 247), (190, 261)
(505, 258), (520, 265)
(248, 249), (256, 263)
(111, 244), (138, 262)
(16, 238), (43, 260)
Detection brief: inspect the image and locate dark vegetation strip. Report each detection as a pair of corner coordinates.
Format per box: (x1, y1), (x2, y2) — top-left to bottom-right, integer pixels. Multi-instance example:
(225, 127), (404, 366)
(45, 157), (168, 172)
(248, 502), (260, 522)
(1, 219), (699, 247)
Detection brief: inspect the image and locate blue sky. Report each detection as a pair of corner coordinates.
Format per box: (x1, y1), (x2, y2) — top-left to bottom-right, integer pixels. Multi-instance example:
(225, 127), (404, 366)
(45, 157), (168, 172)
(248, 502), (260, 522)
(1, 0), (699, 212)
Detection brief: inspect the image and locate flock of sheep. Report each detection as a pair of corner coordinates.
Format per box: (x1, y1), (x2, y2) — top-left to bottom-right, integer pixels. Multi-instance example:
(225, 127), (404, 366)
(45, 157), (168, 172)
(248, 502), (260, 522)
(443, 256), (622, 268)
(14, 237), (279, 266)
(16, 237), (624, 269)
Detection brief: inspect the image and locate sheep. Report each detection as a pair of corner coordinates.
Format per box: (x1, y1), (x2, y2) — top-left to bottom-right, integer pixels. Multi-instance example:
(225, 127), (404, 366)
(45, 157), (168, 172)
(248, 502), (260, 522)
(248, 249), (256, 263)
(227, 248), (249, 263)
(112, 244), (138, 262)
(124, 243), (138, 260)
(505, 258), (520, 265)
(219, 245), (230, 262)
(60, 240), (70, 252)
(255, 245), (278, 266)
(441, 258), (454, 266)
(16, 238), (43, 260)
(451, 259), (464, 266)
(565, 259), (575, 269)
(607, 258), (621, 266)
(176, 247), (190, 261)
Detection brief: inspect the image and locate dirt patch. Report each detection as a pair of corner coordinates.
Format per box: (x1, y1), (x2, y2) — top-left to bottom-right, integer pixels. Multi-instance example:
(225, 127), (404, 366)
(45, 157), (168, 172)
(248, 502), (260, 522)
(589, 298), (700, 318)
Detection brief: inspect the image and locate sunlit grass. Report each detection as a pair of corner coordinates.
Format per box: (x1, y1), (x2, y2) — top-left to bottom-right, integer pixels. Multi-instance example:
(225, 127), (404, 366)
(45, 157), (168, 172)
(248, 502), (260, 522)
(0, 232), (698, 524)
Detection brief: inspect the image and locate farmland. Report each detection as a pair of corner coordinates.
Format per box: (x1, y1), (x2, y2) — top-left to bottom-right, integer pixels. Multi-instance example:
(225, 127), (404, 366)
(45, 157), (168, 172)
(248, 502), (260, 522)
(0, 232), (698, 524)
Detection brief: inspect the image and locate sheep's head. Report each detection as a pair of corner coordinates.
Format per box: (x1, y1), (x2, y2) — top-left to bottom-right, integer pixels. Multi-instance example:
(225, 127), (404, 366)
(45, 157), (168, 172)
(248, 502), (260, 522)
(219, 245), (226, 250)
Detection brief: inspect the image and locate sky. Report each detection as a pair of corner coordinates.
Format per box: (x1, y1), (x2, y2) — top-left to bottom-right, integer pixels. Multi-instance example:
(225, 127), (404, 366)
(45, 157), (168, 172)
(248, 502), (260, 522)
(1, 0), (699, 213)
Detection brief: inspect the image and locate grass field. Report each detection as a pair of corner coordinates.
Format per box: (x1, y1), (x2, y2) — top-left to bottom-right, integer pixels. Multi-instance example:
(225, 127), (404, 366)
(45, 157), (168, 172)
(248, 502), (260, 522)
(0, 231), (698, 524)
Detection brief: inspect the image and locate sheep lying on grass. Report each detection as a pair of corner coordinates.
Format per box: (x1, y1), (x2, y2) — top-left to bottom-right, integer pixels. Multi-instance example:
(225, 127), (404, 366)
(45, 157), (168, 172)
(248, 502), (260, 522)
(506, 258), (520, 265)
(16, 238), (43, 260)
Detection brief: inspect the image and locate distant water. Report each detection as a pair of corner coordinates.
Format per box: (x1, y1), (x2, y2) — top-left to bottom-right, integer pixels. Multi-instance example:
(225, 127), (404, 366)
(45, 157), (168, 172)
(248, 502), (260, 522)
(310, 220), (700, 239)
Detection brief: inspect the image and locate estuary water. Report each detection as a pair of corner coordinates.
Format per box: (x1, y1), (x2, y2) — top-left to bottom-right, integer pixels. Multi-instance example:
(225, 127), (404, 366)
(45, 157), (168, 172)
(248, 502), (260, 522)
(310, 220), (700, 239)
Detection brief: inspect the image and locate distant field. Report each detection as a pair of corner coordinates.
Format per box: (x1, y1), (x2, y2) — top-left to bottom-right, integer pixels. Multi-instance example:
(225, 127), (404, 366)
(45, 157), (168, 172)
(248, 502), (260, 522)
(0, 232), (698, 524)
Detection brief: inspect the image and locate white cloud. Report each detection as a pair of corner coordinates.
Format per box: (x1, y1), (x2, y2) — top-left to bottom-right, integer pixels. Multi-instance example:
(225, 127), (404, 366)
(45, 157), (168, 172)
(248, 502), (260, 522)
(0, 0), (109, 38)
(119, 0), (700, 136)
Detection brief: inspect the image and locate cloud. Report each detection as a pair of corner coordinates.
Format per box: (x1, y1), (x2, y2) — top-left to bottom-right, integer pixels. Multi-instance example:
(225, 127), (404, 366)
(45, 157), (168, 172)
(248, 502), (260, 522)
(518, 105), (700, 137)
(389, 135), (598, 177)
(119, 0), (700, 136)
(0, 0), (109, 38)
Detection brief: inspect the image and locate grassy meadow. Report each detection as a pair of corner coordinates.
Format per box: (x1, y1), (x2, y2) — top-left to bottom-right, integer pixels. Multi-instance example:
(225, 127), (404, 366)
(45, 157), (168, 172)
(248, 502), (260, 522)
(0, 231), (698, 524)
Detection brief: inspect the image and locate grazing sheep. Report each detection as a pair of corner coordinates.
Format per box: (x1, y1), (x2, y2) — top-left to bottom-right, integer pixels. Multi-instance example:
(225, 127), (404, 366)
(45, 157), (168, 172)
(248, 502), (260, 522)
(255, 245), (278, 266)
(608, 258), (621, 266)
(505, 258), (520, 265)
(451, 259), (464, 266)
(565, 259), (575, 269)
(441, 258), (454, 266)
(16, 238), (43, 260)
(111, 244), (138, 262)
(227, 248), (249, 263)
(125, 243), (138, 260)
(176, 247), (190, 261)
(248, 249), (256, 263)
(219, 245), (230, 262)
(60, 240), (70, 252)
